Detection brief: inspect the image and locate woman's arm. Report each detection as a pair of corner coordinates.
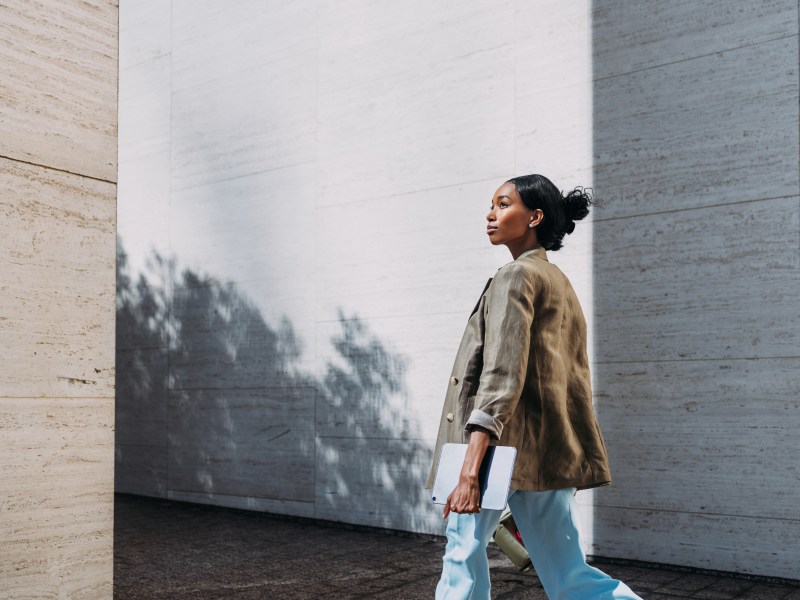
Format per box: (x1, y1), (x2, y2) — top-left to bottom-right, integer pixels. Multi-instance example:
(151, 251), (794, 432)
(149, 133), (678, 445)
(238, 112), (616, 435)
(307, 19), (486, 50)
(465, 263), (534, 439)
(442, 426), (491, 517)
(444, 265), (534, 517)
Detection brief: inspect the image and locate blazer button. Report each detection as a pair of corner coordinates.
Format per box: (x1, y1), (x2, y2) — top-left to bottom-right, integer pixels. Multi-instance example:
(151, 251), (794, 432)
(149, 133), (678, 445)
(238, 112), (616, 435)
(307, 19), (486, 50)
(446, 412), (454, 422)
(450, 376), (459, 386)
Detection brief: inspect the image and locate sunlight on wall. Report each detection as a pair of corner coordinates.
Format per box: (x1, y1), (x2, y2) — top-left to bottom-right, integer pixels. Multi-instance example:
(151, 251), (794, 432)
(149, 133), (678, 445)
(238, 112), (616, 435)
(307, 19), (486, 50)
(513, 0), (596, 553)
(117, 0), (600, 541)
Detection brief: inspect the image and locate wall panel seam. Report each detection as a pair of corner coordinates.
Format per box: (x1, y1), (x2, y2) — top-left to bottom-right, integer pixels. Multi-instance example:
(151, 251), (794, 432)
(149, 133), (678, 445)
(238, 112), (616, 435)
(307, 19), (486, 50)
(169, 159), (317, 193)
(166, 385), (319, 392)
(594, 355), (800, 365)
(0, 154), (117, 185)
(593, 504), (800, 523)
(592, 194), (800, 223)
(315, 176), (506, 209)
(313, 44), (512, 101)
(166, 489), (316, 504)
(316, 435), (434, 442)
(593, 32), (800, 84)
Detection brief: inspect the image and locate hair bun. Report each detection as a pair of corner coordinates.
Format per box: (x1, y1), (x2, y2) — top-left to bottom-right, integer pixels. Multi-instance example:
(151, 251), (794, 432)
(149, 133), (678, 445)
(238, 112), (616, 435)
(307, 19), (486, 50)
(505, 173), (595, 251)
(562, 187), (594, 235)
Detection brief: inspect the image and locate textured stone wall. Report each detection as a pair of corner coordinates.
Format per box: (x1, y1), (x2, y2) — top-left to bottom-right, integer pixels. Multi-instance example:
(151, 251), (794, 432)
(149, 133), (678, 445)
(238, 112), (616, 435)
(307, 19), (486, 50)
(589, 0), (800, 578)
(0, 1), (118, 598)
(116, 0), (799, 578)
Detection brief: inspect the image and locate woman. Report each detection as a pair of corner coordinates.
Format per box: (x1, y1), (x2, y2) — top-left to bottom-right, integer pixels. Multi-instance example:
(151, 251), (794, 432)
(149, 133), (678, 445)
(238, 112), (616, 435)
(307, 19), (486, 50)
(426, 174), (642, 599)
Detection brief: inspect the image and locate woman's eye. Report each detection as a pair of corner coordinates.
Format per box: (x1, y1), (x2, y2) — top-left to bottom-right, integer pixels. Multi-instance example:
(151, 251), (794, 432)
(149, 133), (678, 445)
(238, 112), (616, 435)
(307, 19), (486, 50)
(500, 202), (508, 208)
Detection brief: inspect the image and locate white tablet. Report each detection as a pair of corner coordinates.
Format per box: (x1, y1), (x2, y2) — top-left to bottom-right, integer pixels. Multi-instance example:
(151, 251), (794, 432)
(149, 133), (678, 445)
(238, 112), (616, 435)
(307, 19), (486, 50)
(431, 443), (517, 511)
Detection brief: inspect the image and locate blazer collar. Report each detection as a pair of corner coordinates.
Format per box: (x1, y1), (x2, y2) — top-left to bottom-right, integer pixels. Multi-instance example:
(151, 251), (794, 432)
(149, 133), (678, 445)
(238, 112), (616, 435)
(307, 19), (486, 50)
(516, 245), (548, 262)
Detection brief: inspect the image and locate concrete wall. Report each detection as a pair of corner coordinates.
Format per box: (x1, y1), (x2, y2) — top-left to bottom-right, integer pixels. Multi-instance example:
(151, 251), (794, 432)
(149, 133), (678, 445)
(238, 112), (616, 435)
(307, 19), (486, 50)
(0, 1), (118, 598)
(116, 0), (800, 578)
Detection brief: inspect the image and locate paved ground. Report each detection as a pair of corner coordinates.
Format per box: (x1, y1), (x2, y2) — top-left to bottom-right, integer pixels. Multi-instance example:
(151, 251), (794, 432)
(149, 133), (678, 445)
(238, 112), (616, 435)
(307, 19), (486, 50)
(114, 494), (799, 599)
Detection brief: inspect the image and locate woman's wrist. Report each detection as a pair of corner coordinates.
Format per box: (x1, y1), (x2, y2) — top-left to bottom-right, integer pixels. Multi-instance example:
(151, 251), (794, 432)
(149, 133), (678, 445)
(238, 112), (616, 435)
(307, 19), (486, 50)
(459, 473), (479, 485)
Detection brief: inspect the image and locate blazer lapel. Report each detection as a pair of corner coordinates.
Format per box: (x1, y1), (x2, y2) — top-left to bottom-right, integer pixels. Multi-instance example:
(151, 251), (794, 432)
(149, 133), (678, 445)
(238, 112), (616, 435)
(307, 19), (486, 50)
(469, 277), (493, 320)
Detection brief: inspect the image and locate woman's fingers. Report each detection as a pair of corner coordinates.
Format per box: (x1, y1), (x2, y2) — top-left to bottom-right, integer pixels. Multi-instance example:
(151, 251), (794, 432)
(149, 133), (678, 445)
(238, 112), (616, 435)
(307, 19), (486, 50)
(443, 485), (481, 516)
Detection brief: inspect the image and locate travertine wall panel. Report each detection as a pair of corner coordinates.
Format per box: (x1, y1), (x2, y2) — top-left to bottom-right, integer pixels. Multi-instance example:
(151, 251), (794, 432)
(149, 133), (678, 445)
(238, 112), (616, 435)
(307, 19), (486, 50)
(314, 182), (505, 323)
(172, 0), (316, 90)
(515, 0), (593, 182)
(115, 347), (168, 447)
(317, 0), (514, 95)
(592, 0), (796, 78)
(1, 2), (118, 596)
(0, 1), (118, 181)
(0, 399), (114, 598)
(590, 505), (800, 578)
(117, 0), (170, 277)
(170, 55), (316, 191)
(119, 0), (170, 69)
(167, 389), (315, 501)
(594, 37), (798, 219)
(114, 443), (168, 498)
(595, 358), (800, 519)
(315, 435), (436, 532)
(593, 197), (800, 361)
(118, 56), (171, 162)
(115, 0), (169, 505)
(0, 159), (116, 398)
(590, 0), (800, 579)
(168, 166), (316, 297)
(317, 46), (515, 208)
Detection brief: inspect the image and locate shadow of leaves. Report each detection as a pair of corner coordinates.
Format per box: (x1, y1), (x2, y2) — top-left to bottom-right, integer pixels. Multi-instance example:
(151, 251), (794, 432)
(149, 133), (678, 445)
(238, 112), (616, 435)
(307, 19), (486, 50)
(116, 235), (434, 532)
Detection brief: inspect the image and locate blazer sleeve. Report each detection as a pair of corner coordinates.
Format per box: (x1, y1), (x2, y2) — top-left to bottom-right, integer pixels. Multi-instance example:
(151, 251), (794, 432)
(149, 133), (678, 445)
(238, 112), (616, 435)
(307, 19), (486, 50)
(465, 263), (534, 440)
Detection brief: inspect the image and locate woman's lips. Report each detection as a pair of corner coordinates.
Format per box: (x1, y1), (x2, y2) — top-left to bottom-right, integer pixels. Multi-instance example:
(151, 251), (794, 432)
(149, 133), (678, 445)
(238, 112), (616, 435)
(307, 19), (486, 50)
(486, 227), (498, 234)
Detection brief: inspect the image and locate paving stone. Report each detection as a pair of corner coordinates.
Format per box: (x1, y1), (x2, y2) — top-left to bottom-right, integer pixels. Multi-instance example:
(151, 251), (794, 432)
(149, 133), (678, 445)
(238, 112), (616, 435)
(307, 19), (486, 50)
(626, 568), (691, 592)
(694, 577), (755, 599)
(658, 573), (721, 595)
(113, 494), (800, 599)
(738, 582), (795, 599)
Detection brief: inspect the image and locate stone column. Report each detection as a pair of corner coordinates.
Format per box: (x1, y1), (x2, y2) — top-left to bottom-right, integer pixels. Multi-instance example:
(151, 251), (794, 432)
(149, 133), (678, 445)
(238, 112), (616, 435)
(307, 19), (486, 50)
(0, 1), (118, 597)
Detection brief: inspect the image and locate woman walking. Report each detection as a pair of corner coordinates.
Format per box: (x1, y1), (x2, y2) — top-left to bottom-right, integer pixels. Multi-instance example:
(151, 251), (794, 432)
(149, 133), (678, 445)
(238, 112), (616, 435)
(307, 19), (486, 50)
(426, 174), (642, 599)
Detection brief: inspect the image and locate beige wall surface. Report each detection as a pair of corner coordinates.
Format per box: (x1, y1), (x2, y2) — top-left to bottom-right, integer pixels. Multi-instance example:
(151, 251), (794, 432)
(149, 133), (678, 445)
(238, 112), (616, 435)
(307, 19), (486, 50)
(0, 1), (118, 598)
(115, 0), (799, 579)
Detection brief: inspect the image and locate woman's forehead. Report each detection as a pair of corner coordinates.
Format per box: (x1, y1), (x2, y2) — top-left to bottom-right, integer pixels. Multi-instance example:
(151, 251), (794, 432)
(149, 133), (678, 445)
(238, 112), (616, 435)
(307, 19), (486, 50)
(494, 182), (519, 198)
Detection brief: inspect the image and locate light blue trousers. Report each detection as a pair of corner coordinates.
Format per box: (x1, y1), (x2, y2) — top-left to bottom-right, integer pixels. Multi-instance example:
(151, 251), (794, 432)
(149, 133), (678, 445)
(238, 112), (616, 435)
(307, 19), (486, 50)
(435, 487), (643, 600)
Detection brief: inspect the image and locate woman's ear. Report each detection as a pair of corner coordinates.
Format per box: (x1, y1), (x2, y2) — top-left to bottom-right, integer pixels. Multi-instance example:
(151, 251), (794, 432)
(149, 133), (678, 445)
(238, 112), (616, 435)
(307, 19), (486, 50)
(530, 208), (544, 228)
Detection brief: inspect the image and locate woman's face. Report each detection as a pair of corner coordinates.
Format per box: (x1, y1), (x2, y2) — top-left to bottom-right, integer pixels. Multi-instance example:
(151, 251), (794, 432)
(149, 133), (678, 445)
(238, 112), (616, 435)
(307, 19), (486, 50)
(485, 183), (541, 247)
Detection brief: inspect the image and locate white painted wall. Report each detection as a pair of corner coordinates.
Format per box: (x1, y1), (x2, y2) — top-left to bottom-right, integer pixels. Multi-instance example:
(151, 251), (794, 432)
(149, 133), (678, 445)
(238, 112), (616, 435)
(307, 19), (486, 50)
(116, 0), (800, 578)
(0, 1), (118, 597)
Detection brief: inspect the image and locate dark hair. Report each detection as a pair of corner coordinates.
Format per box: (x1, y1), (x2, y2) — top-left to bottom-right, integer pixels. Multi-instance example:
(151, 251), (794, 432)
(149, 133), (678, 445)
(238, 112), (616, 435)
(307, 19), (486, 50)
(505, 174), (595, 251)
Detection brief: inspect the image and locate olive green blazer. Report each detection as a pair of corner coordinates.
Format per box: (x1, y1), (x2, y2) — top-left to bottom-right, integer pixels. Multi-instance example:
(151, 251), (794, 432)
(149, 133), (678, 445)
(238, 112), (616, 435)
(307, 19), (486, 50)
(425, 246), (612, 492)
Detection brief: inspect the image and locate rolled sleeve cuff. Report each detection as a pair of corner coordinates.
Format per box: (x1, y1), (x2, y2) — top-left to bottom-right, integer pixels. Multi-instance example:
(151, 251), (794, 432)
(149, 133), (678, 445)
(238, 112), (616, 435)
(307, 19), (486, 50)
(465, 409), (503, 440)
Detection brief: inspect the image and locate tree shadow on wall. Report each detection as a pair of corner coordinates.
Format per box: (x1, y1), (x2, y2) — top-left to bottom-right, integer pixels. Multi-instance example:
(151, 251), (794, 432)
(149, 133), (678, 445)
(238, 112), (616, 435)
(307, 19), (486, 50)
(116, 236), (435, 533)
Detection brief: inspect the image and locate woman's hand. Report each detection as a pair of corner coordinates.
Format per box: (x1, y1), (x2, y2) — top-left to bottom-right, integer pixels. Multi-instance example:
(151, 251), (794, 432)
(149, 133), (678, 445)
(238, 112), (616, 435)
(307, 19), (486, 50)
(443, 475), (482, 518)
(442, 427), (491, 518)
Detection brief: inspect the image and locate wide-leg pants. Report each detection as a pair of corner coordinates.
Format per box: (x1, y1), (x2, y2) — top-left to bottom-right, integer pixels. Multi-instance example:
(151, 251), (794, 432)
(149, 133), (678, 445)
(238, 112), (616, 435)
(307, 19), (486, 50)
(435, 487), (643, 600)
